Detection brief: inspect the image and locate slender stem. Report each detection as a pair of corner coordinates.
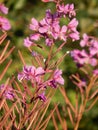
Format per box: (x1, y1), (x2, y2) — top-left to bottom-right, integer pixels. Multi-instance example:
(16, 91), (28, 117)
(74, 96), (87, 130)
(45, 43), (54, 69)
(74, 76), (96, 130)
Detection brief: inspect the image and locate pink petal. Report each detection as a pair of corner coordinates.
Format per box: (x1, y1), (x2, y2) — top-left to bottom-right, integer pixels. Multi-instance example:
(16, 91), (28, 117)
(24, 37), (33, 47)
(30, 34), (40, 41)
(36, 67), (45, 75)
(30, 18), (39, 31)
(0, 3), (8, 14)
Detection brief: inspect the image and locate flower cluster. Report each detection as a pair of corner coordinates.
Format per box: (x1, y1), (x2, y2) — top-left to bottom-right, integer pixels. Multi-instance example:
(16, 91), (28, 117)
(18, 65), (64, 101)
(0, 3), (11, 31)
(0, 84), (14, 101)
(71, 33), (98, 69)
(24, 3), (79, 47)
(20, 3), (80, 102)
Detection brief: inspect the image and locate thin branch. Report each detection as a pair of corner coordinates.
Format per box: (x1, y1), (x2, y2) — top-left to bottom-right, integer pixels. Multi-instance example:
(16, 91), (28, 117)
(0, 32), (7, 45)
(18, 50), (26, 66)
(0, 60), (12, 81)
(52, 41), (66, 57)
(34, 99), (51, 130)
(55, 106), (67, 130)
(0, 101), (18, 128)
(52, 114), (59, 130)
(0, 46), (15, 64)
(0, 40), (10, 60)
(39, 103), (59, 130)
(59, 87), (75, 113)
(86, 96), (98, 112)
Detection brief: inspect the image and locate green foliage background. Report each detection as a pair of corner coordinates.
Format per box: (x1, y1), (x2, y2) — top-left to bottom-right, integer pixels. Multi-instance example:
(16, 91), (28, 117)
(1, 0), (98, 129)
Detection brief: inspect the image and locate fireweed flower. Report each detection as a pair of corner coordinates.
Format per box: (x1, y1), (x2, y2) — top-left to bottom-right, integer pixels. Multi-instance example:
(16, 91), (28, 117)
(80, 33), (89, 47)
(57, 3), (76, 18)
(0, 4), (11, 31)
(65, 4), (76, 17)
(69, 32), (79, 41)
(71, 33), (98, 67)
(30, 18), (39, 31)
(89, 39), (98, 56)
(67, 18), (79, 41)
(39, 9), (60, 39)
(0, 3), (8, 14)
(38, 92), (46, 102)
(49, 69), (64, 88)
(30, 33), (40, 41)
(45, 38), (53, 46)
(18, 65), (64, 102)
(0, 16), (11, 31)
(0, 84), (14, 101)
(24, 37), (33, 47)
(58, 25), (67, 41)
(71, 49), (97, 67)
(80, 33), (98, 55)
(67, 18), (79, 32)
(18, 65), (45, 84)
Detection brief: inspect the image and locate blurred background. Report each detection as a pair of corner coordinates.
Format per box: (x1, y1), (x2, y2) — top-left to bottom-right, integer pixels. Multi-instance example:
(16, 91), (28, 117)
(1, 0), (98, 129)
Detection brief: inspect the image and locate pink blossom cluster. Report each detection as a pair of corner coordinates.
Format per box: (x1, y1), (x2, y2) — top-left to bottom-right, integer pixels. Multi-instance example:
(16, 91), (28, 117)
(71, 33), (98, 68)
(24, 3), (79, 47)
(18, 66), (64, 101)
(0, 3), (11, 31)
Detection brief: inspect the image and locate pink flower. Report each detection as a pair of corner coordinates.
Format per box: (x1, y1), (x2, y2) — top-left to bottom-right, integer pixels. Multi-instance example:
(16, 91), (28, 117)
(68, 18), (78, 32)
(45, 38), (53, 46)
(67, 18), (79, 41)
(58, 4), (76, 18)
(71, 49), (97, 67)
(30, 18), (39, 31)
(39, 18), (49, 33)
(18, 65), (45, 84)
(65, 4), (76, 17)
(80, 34), (98, 56)
(17, 73), (25, 81)
(80, 33), (89, 47)
(30, 33), (40, 41)
(0, 84), (14, 101)
(57, 4), (65, 14)
(59, 25), (67, 41)
(38, 92), (46, 102)
(0, 16), (11, 31)
(24, 37), (33, 47)
(69, 31), (79, 41)
(89, 39), (98, 56)
(39, 25), (48, 33)
(49, 69), (64, 88)
(53, 69), (64, 85)
(0, 3), (8, 14)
